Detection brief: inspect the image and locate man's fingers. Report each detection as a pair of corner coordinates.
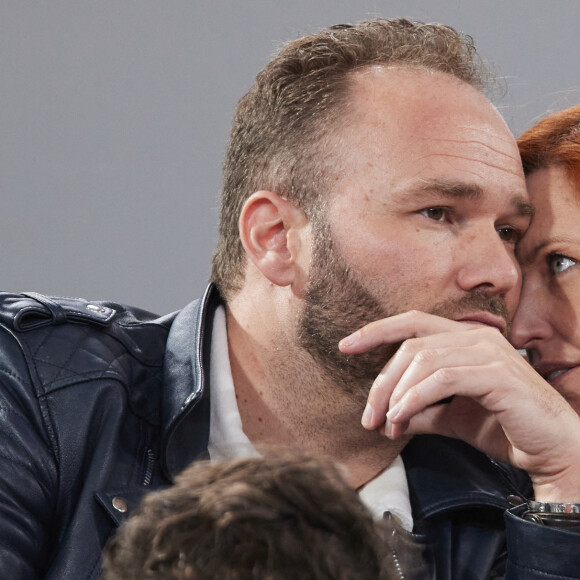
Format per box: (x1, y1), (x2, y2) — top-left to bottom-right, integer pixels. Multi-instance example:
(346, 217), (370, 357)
(384, 366), (493, 426)
(339, 310), (473, 354)
(384, 404), (451, 439)
(362, 335), (506, 430)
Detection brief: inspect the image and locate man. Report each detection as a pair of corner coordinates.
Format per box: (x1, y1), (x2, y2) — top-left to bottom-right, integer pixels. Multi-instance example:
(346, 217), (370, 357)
(1, 18), (579, 579)
(101, 450), (412, 579)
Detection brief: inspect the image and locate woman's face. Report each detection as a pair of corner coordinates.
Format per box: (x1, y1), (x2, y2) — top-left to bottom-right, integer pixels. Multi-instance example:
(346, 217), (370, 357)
(510, 164), (580, 412)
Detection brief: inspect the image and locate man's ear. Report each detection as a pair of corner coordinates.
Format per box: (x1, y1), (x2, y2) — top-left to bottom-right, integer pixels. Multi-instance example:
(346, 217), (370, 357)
(239, 191), (308, 287)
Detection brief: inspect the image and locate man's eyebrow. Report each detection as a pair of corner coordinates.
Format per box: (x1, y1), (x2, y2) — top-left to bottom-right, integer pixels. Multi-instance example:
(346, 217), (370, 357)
(414, 179), (483, 200)
(410, 179), (535, 218)
(511, 196), (535, 219)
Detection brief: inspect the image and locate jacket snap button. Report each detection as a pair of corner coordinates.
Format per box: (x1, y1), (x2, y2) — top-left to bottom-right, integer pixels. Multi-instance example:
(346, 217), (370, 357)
(87, 304), (106, 313)
(112, 497), (128, 513)
(507, 495), (525, 507)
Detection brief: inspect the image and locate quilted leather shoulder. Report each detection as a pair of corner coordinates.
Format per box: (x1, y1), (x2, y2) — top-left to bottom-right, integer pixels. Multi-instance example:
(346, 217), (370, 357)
(0, 292), (157, 331)
(0, 292), (175, 398)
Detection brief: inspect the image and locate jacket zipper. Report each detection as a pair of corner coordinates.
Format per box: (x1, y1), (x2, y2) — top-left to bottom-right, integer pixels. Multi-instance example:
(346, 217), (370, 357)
(391, 542), (406, 580)
(143, 449), (156, 486)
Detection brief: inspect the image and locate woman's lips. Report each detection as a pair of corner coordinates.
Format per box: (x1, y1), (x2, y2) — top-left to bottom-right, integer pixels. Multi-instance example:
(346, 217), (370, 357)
(535, 364), (579, 385)
(547, 368), (571, 382)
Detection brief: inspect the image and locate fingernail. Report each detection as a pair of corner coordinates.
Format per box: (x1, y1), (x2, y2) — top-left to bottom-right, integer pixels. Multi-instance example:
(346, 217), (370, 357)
(361, 403), (374, 428)
(386, 402), (402, 422)
(385, 419), (394, 438)
(339, 331), (360, 349)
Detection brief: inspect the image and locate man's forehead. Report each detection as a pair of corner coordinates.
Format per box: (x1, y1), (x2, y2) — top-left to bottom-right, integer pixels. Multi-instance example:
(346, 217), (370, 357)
(393, 178), (534, 215)
(350, 63), (465, 89)
(346, 67), (514, 146)
(334, 66), (527, 207)
(349, 65), (478, 113)
(348, 66), (516, 139)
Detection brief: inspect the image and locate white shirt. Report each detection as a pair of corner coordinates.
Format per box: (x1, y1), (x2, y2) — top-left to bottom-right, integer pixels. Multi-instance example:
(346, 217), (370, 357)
(207, 305), (414, 531)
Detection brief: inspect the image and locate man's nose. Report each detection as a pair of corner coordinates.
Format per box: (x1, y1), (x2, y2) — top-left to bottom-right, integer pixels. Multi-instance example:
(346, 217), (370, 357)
(510, 276), (553, 350)
(456, 229), (520, 297)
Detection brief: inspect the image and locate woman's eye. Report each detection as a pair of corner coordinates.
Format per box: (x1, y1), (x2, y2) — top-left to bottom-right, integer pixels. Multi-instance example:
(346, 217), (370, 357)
(497, 227), (520, 243)
(420, 207), (446, 221)
(548, 254), (576, 274)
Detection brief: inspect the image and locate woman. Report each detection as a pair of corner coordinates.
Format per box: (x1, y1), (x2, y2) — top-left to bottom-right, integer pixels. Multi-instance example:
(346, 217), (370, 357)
(511, 103), (580, 414)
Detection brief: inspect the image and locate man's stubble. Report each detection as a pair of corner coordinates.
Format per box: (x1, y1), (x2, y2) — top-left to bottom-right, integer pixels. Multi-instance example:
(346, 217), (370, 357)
(296, 219), (511, 410)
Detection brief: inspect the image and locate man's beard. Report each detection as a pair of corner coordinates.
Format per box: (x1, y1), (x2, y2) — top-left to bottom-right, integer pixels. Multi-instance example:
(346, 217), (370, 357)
(296, 222), (510, 398)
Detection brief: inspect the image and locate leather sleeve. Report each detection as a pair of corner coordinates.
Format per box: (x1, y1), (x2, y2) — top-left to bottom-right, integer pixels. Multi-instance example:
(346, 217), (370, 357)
(0, 326), (58, 578)
(505, 506), (580, 579)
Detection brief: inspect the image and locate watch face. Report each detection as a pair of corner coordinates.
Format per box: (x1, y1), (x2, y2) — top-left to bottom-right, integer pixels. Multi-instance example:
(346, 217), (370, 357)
(528, 501), (580, 514)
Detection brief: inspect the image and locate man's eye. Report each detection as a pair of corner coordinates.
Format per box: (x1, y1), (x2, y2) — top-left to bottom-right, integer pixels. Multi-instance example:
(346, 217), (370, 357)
(420, 207), (446, 221)
(548, 254), (576, 274)
(497, 227), (520, 243)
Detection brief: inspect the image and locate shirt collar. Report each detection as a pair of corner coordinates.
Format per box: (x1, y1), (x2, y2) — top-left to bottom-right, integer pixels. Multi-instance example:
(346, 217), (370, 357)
(208, 303), (413, 531)
(208, 304), (260, 461)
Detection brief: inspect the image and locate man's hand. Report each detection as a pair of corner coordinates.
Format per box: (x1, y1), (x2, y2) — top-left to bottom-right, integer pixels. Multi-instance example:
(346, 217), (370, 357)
(339, 311), (580, 502)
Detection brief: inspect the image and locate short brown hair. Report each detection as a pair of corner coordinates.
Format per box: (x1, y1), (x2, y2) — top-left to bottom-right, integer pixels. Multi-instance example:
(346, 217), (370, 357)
(211, 18), (491, 299)
(101, 451), (408, 579)
(518, 103), (580, 195)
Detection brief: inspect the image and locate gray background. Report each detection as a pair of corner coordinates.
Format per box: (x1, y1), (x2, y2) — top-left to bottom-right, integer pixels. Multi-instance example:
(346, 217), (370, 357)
(2, 0), (579, 314)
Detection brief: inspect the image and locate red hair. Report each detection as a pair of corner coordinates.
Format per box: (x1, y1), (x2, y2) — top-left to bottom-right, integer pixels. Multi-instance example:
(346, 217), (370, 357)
(518, 103), (580, 195)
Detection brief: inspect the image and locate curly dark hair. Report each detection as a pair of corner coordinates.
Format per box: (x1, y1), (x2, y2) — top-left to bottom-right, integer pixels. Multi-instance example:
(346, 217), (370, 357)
(101, 450), (414, 579)
(210, 17), (491, 299)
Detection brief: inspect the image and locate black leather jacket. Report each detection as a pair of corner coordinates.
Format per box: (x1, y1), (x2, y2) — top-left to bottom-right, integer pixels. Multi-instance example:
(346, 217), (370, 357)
(0, 284), (578, 579)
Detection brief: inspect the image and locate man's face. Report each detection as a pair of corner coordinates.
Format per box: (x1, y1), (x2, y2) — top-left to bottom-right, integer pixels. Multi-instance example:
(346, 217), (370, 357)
(297, 67), (532, 391)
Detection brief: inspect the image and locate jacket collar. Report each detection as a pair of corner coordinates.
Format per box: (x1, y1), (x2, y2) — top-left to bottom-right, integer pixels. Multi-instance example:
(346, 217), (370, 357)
(161, 283), (222, 480)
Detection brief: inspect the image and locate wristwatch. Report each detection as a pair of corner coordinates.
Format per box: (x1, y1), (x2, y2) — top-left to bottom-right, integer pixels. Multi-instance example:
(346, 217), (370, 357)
(523, 500), (580, 528)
